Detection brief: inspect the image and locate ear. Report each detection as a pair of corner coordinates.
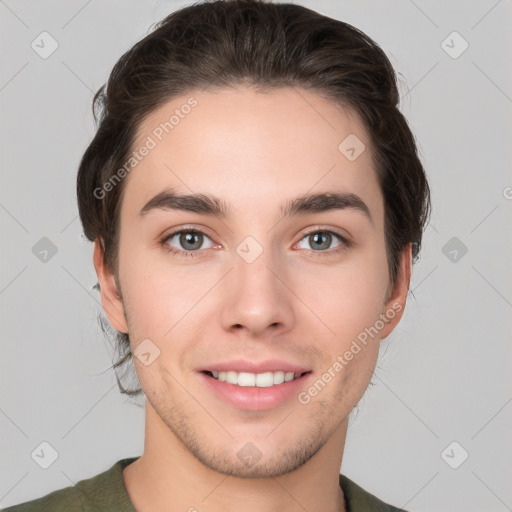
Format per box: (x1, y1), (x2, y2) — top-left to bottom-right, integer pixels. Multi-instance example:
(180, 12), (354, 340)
(379, 243), (412, 340)
(93, 238), (129, 333)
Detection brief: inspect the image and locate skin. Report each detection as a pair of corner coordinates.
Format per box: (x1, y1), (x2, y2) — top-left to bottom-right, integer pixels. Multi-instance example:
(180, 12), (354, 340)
(94, 86), (411, 512)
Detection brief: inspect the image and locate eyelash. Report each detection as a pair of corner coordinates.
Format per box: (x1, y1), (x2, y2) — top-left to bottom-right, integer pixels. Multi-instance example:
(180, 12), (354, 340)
(159, 226), (351, 259)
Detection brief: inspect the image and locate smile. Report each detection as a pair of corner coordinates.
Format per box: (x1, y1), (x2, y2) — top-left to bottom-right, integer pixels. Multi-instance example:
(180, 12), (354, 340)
(203, 370), (308, 387)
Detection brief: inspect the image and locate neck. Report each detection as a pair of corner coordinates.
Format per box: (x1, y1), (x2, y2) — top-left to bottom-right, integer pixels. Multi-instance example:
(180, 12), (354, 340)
(123, 399), (347, 512)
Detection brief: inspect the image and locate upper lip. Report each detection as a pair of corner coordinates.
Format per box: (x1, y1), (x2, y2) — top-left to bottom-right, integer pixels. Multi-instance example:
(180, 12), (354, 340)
(199, 359), (311, 375)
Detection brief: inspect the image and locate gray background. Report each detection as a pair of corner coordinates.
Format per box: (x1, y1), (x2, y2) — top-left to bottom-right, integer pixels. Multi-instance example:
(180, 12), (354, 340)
(1, 1), (511, 511)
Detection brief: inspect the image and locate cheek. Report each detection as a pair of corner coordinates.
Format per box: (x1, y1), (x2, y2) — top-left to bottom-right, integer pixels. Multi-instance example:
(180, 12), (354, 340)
(122, 270), (185, 334)
(298, 251), (388, 339)
(117, 240), (176, 334)
(307, 260), (387, 402)
(119, 244), (216, 350)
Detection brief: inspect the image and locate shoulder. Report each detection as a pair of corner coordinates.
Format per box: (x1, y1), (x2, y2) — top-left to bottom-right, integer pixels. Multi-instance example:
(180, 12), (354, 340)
(1, 457), (139, 512)
(339, 473), (409, 512)
(1, 486), (83, 512)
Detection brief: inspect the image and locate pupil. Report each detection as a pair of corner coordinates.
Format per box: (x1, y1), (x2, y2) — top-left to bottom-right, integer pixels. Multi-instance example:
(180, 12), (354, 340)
(181, 231), (202, 250)
(311, 232), (330, 250)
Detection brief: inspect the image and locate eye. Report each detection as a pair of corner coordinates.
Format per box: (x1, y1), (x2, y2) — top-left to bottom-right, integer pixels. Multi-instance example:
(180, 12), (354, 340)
(160, 227), (350, 259)
(161, 228), (215, 257)
(296, 229), (349, 254)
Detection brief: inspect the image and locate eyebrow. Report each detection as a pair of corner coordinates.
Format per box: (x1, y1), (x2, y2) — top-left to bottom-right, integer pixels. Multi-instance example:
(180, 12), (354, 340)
(139, 188), (372, 223)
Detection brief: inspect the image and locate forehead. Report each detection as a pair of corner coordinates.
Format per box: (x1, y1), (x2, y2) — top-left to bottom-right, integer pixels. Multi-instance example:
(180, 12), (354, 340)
(122, 86), (383, 222)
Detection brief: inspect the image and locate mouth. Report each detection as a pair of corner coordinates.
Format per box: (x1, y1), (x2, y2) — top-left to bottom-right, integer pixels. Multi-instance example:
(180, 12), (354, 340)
(199, 368), (314, 411)
(201, 370), (312, 388)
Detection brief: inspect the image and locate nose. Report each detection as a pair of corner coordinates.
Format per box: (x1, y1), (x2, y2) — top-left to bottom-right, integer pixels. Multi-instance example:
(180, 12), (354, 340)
(219, 246), (295, 337)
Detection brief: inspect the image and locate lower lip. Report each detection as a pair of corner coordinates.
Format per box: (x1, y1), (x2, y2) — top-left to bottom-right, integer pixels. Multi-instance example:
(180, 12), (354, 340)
(199, 371), (313, 411)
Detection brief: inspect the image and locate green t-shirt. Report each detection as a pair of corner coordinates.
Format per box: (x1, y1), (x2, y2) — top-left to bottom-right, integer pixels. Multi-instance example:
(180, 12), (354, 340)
(2, 457), (409, 512)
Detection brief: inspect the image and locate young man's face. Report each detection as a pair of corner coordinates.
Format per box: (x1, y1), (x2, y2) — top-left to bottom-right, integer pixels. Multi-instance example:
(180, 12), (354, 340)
(95, 86), (409, 478)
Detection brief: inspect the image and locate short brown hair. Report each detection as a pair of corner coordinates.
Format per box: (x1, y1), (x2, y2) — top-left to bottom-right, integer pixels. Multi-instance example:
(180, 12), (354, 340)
(77, 0), (431, 396)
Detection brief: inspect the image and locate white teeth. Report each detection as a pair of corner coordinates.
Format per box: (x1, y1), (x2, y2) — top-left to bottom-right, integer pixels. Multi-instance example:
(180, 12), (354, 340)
(212, 370), (301, 387)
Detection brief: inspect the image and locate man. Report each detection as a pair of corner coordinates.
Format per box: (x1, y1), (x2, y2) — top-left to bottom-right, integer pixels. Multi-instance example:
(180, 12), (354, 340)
(4, 0), (430, 510)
